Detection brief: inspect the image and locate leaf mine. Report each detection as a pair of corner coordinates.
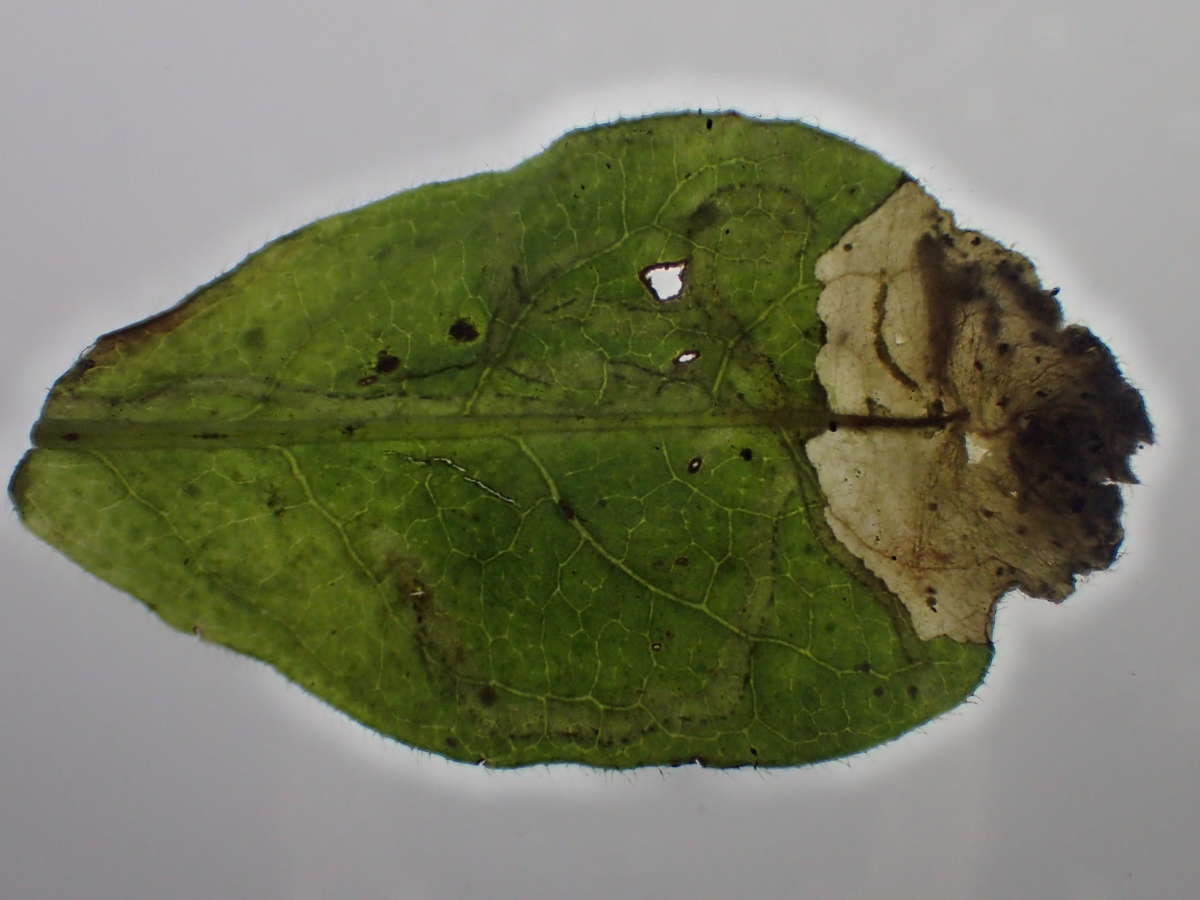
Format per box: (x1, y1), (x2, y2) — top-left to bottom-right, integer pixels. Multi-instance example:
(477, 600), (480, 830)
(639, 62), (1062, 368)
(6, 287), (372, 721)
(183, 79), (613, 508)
(807, 182), (1151, 642)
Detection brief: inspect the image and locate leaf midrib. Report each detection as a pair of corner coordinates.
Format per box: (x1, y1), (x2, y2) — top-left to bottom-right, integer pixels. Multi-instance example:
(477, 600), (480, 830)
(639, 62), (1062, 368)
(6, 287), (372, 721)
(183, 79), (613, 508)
(32, 408), (965, 449)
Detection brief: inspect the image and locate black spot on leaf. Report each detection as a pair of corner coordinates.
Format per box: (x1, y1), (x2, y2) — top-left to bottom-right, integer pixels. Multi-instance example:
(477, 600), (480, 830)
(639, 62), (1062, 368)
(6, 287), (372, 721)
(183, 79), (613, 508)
(375, 351), (400, 373)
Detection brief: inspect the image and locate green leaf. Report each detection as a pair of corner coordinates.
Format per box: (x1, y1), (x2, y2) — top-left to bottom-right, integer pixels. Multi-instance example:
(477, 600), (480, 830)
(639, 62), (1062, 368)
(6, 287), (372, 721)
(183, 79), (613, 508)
(10, 112), (1150, 768)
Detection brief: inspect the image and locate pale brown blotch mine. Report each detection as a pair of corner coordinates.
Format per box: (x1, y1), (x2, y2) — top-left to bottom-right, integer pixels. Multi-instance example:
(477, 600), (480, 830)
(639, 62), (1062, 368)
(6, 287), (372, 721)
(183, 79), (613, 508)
(806, 182), (1151, 643)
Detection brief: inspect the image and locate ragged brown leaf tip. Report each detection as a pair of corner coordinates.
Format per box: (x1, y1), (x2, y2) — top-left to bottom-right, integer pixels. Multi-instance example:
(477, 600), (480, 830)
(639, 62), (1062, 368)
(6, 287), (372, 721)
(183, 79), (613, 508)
(807, 182), (1151, 642)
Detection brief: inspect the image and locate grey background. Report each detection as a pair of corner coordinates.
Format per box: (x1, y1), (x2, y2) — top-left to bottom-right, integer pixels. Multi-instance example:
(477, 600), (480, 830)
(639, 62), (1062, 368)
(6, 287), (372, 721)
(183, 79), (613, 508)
(2, 2), (1195, 898)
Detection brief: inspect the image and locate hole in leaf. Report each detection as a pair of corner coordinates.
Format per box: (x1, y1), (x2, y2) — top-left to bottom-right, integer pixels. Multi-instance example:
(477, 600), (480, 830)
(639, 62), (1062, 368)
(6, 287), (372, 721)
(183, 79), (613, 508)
(674, 349), (700, 365)
(687, 456), (702, 474)
(640, 260), (687, 302)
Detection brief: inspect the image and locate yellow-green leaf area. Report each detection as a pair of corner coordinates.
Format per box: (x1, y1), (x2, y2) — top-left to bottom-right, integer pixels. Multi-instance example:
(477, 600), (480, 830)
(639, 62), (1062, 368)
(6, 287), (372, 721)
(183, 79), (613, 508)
(13, 113), (1021, 767)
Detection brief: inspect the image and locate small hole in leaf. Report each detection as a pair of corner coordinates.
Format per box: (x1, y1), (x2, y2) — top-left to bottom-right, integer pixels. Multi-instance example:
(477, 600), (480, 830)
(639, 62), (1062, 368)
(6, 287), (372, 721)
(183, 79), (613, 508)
(674, 349), (700, 365)
(449, 318), (480, 342)
(640, 261), (687, 302)
(687, 456), (702, 474)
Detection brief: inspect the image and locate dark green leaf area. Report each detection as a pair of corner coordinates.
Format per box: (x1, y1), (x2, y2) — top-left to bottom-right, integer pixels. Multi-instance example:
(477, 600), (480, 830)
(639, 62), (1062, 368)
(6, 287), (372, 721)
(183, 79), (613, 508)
(16, 426), (988, 767)
(39, 114), (901, 427)
(13, 114), (992, 767)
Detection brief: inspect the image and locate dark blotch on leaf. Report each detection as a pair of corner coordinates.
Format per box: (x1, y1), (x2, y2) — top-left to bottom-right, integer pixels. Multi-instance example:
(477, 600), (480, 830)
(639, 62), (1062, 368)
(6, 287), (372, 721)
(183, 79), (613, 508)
(478, 685), (498, 707)
(558, 498), (576, 521)
(995, 257), (1062, 326)
(375, 351), (400, 373)
(449, 318), (480, 342)
(740, 448), (753, 461)
(687, 201), (720, 232)
(242, 326), (265, 349)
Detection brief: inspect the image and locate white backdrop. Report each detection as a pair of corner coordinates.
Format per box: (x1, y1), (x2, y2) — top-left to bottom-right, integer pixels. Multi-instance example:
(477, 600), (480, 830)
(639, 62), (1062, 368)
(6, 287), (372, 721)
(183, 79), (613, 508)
(2, 3), (1193, 898)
